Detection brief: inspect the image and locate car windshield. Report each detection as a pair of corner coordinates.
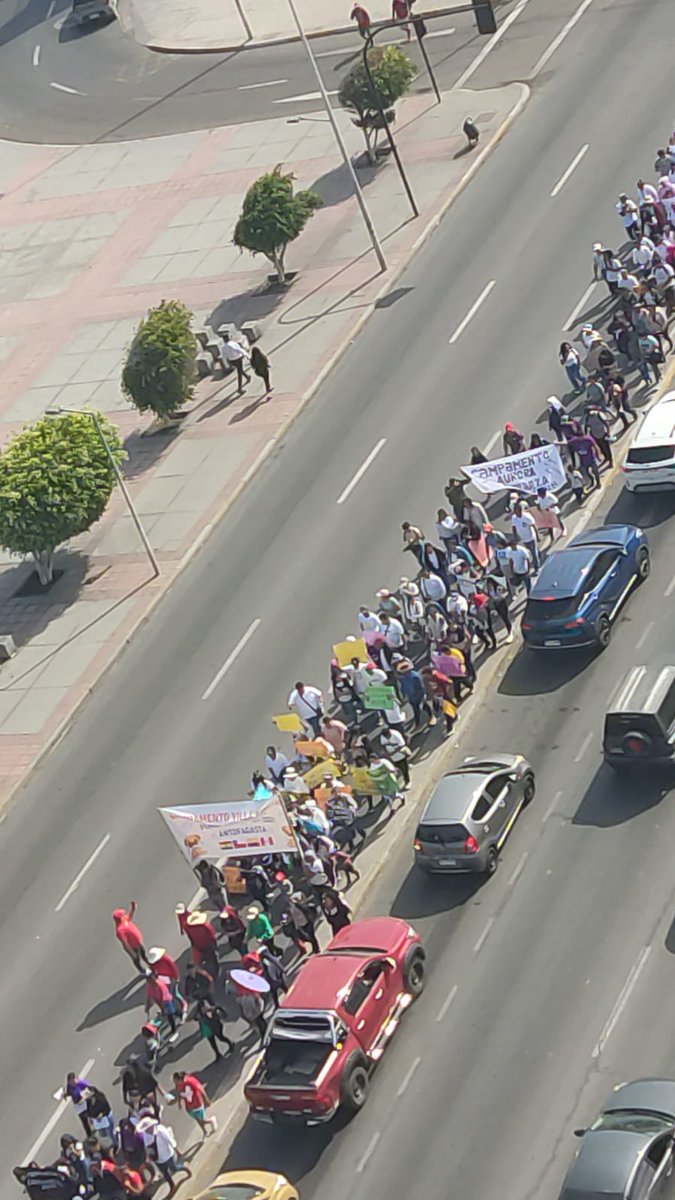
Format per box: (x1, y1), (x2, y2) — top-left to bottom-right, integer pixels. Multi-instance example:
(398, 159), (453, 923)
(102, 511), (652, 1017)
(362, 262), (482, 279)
(202, 1189), (265, 1200)
(590, 1110), (674, 1134)
(524, 597), (579, 621)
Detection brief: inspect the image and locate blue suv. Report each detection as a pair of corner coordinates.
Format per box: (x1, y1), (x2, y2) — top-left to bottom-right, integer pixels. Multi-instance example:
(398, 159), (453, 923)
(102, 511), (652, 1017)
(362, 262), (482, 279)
(521, 525), (650, 651)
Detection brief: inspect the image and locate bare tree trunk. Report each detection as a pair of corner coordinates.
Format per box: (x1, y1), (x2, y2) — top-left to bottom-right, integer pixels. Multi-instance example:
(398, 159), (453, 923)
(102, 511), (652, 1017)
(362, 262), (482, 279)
(271, 247), (286, 285)
(364, 124), (376, 165)
(33, 549), (54, 586)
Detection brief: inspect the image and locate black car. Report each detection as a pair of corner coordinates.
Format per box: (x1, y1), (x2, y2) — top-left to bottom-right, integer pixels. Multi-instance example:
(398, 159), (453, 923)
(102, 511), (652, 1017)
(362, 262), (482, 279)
(603, 665), (675, 771)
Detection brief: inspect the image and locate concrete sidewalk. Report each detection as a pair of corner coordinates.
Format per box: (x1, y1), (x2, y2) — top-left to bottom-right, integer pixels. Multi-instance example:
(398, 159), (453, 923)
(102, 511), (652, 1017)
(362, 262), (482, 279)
(0, 82), (527, 810)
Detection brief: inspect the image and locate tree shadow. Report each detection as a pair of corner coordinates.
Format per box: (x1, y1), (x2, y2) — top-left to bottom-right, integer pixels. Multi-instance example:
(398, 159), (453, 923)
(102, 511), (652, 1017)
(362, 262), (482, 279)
(572, 764), (671, 828)
(498, 644), (597, 697)
(309, 158), (378, 209)
(390, 864), (480, 920)
(207, 287), (285, 337)
(374, 286), (414, 310)
(122, 424), (181, 480)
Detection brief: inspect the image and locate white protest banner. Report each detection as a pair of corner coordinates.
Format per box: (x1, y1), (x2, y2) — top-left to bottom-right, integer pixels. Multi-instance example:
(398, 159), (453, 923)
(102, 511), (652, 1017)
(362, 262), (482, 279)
(159, 784), (298, 862)
(461, 444), (566, 496)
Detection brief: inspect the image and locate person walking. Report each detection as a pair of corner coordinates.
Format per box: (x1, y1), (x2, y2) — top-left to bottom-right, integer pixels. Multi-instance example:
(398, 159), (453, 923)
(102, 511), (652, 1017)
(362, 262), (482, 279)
(172, 1071), (216, 1138)
(535, 486), (566, 542)
(258, 945), (288, 1008)
(232, 985), (268, 1046)
(321, 891), (352, 935)
(145, 948), (187, 1022)
(195, 997), (234, 1061)
(584, 405), (613, 467)
(280, 888), (320, 954)
(559, 343), (585, 395)
(546, 395), (567, 439)
(505, 540), (534, 597)
(183, 961), (216, 1010)
(287, 681), (324, 735)
(485, 575), (513, 642)
(616, 193), (640, 241)
(568, 430), (602, 490)
(250, 344), (272, 395)
(176, 905), (220, 976)
(395, 660), (434, 728)
(244, 903), (281, 955)
(511, 500), (540, 571)
(220, 332), (251, 394)
(136, 1116), (191, 1197)
(112, 904), (148, 974)
(350, 1), (371, 34)
(193, 860), (227, 911)
(121, 1055), (165, 1111)
(502, 423), (526, 455)
(64, 1072), (93, 1136)
(85, 1088), (117, 1151)
(392, 0), (411, 39)
(638, 330), (663, 385)
(144, 972), (180, 1044)
(368, 753), (405, 813)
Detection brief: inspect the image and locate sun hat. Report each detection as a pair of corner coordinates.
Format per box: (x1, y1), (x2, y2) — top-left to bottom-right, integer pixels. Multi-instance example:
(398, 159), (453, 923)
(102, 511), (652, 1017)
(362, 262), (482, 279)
(187, 911), (208, 926)
(246, 904), (261, 920)
(146, 947), (166, 965)
(136, 1117), (158, 1135)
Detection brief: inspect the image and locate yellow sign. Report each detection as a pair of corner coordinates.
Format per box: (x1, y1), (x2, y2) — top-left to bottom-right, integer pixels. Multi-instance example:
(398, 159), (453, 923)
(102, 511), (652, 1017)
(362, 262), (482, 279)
(333, 638), (368, 668)
(302, 758), (341, 789)
(272, 712), (304, 733)
(296, 739), (332, 759)
(349, 766), (374, 794)
(442, 699), (458, 718)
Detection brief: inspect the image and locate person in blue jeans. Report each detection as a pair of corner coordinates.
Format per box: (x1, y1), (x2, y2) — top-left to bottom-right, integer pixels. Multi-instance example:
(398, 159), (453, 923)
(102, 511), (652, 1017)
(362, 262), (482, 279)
(559, 342), (586, 395)
(395, 660), (435, 728)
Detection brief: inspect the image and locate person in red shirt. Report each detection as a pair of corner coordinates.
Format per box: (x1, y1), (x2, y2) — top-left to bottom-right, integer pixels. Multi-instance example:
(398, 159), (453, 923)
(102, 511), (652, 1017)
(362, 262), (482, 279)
(112, 902), (148, 973)
(147, 947), (187, 1021)
(391, 0), (411, 39)
(350, 2), (370, 36)
(175, 906), (219, 976)
(172, 1071), (216, 1138)
(145, 973), (179, 1042)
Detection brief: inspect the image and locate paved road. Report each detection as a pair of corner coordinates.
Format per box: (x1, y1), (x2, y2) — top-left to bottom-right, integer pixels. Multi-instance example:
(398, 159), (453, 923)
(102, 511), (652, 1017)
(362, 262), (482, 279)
(2, 0), (674, 1195)
(1, 0), (586, 142)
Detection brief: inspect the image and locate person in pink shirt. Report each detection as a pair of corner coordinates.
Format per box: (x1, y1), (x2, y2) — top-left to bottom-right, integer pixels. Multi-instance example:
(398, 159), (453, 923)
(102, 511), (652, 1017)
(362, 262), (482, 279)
(112, 902), (148, 973)
(147, 947), (187, 1020)
(145, 972), (179, 1042)
(320, 716), (348, 756)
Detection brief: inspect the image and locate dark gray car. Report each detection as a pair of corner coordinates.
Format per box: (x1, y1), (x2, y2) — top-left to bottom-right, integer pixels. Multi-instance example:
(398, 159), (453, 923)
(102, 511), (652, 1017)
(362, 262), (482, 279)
(71, 0), (116, 24)
(413, 753), (535, 876)
(559, 1079), (675, 1200)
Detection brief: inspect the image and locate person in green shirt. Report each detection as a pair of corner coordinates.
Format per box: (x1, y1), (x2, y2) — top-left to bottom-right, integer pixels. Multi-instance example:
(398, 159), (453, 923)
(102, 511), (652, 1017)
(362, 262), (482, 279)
(244, 904), (281, 954)
(368, 755), (404, 814)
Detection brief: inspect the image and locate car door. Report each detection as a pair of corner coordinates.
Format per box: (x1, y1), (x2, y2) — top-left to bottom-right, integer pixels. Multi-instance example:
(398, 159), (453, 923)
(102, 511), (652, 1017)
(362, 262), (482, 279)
(342, 960), (390, 1052)
(645, 1133), (675, 1199)
(479, 773), (513, 848)
(584, 549), (622, 615)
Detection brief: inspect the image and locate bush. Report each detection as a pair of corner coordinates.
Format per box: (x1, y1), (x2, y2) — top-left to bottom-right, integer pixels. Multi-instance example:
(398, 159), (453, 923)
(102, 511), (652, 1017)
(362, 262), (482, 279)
(122, 300), (197, 418)
(338, 45), (415, 164)
(233, 166), (323, 284)
(0, 411), (125, 585)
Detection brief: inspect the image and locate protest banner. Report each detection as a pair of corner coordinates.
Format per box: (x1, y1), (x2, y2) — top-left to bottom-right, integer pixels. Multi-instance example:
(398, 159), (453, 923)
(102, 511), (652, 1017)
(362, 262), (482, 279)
(295, 739), (332, 759)
(272, 712), (304, 733)
(364, 684), (396, 710)
(461, 444), (566, 495)
(159, 785), (298, 862)
(301, 758), (341, 788)
(333, 637), (368, 668)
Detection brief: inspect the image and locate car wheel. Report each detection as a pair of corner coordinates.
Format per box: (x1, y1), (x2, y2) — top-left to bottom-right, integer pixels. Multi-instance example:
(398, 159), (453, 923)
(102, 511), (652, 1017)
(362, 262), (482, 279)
(637, 548), (651, 582)
(485, 847), (499, 876)
(522, 774), (536, 805)
(403, 946), (426, 997)
(596, 615), (611, 650)
(341, 1058), (370, 1114)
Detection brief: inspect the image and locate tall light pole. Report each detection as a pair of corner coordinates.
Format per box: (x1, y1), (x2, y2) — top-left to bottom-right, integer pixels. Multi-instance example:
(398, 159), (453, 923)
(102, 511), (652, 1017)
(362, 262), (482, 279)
(46, 406), (160, 578)
(285, 0), (387, 273)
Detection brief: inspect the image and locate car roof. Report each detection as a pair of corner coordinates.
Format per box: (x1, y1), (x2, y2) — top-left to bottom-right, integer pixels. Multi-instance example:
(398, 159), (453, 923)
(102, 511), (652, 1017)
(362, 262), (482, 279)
(606, 1078), (675, 1120)
(562, 1129), (648, 1200)
(530, 546), (602, 600)
(607, 666), (675, 717)
(630, 391), (675, 446)
(569, 524), (637, 551)
(326, 916), (409, 955)
(281, 918), (408, 1009)
(421, 769), (490, 822)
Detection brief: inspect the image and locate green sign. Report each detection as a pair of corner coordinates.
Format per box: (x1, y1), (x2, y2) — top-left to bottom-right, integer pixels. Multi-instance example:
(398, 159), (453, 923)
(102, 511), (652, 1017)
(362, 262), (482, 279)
(364, 684), (396, 710)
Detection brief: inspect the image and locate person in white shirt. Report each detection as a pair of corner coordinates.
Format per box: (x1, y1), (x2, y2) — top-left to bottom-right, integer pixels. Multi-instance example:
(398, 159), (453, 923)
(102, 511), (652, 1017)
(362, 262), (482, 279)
(632, 236), (655, 273)
(446, 590), (469, 625)
(350, 661), (387, 699)
(424, 605), (448, 649)
(358, 607), (382, 633)
(381, 613), (405, 648)
(435, 508), (459, 551)
(136, 1117), (191, 1193)
(655, 260), (675, 308)
(452, 561), (478, 601)
(535, 485), (566, 542)
(617, 269), (639, 295)
(505, 541), (534, 595)
(288, 681), (324, 735)
(580, 323), (601, 351)
(265, 746), (291, 785)
(637, 178), (660, 231)
(616, 194), (639, 241)
(511, 501), (540, 570)
(220, 334), (251, 394)
(419, 570), (446, 605)
(379, 726), (412, 787)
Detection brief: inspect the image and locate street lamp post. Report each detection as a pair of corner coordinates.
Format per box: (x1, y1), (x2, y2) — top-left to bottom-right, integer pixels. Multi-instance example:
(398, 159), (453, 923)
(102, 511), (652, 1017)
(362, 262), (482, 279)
(46, 406), (160, 578)
(362, 31), (419, 218)
(285, 0), (387, 273)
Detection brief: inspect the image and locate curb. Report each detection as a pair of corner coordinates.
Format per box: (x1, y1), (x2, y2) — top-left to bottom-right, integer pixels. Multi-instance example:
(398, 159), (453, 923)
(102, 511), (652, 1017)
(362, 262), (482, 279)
(146, 22), (354, 54)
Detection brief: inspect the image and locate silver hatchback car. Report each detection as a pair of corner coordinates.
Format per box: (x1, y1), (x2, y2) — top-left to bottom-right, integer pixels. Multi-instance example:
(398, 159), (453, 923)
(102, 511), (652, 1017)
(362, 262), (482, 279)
(413, 754), (535, 876)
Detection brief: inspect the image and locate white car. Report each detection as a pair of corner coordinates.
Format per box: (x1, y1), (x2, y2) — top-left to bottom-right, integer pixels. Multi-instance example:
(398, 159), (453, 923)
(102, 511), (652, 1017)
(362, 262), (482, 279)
(622, 389), (675, 492)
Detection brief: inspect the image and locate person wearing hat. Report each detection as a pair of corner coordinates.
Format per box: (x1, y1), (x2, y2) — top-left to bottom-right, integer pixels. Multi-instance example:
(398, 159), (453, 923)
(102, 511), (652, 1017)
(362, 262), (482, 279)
(280, 889), (320, 954)
(375, 588), (402, 619)
(112, 903), (148, 975)
(146, 947), (187, 1022)
(176, 906), (219, 976)
(136, 1116), (190, 1195)
(244, 903), (280, 955)
(282, 764), (310, 798)
(145, 973), (180, 1044)
(398, 579), (424, 635)
(502, 423), (525, 456)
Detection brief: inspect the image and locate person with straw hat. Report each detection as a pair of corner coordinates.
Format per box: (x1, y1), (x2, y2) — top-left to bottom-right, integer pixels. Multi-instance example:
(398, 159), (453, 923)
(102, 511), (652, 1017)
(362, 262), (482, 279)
(176, 904), (219, 976)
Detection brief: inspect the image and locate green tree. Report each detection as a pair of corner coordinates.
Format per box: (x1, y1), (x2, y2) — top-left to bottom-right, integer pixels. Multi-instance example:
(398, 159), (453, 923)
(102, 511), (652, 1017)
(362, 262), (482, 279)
(338, 45), (415, 165)
(122, 299), (197, 419)
(0, 411), (125, 586)
(233, 166), (323, 285)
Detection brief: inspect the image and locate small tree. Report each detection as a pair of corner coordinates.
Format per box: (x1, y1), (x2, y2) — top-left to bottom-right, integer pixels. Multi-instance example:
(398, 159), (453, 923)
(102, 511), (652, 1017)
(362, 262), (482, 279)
(339, 45), (415, 165)
(233, 166), (323, 285)
(122, 299), (197, 419)
(0, 411), (125, 586)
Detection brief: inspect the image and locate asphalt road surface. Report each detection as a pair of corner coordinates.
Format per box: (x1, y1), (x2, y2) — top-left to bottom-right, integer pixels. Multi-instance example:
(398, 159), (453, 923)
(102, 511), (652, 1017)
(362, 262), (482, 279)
(0, 0), (598, 142)
(3, 0), (675, 1197)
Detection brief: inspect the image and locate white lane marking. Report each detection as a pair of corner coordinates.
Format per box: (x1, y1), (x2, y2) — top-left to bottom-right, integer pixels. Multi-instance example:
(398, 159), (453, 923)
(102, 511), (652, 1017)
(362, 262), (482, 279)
(665, 571), (675, 598)
(55, 834), (111, 912)
(425, 26), (455, 38)
(336, 438), (387, 504)
(274, 90), (339, 104)
(396, 1055), (421, 1096)
(242, 436), (276, 484)
(474, 916), (495, 955)
(484, 429), (502, 455)
(201, 618), (262, 700)
(563, 281), (597, 331)
(550, 143), (589, 198)
(436, 983), (458, 1022)
(574, 730), (594, 762)
(33, 44), (41, 66)
(532, 0), (596, 77)
(508, 851), (528, 887)
(449, 280), (496, 344)
(591, 946), (651, 1059)
(50, 81), (84, 95)
(455, 0), (533, 88)
(24, 1058), (95, 1164)
(238, 78), (288, 90)
(635, 621), (654, 651)
(356, 1131), (381, 1173)
(543, 788), (562, 822)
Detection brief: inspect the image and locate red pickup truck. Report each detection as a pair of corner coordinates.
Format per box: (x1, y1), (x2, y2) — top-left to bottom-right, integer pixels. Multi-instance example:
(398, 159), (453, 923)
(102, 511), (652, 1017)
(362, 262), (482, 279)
(244, 915), (425, 1125)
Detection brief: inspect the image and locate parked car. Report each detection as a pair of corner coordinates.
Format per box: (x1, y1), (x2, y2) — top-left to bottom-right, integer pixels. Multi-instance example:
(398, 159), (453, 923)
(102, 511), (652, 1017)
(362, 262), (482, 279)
(521, 525), (650, 650)
(558, 1078), (675, 1200)
(623, 390), (675, 492)
(71, 0), (116, 24)
(413, 753), (535, 876)
(244, 916), (424, 1124)
(603, 665), (675, 771)
(191, 1172), (298, 1200)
